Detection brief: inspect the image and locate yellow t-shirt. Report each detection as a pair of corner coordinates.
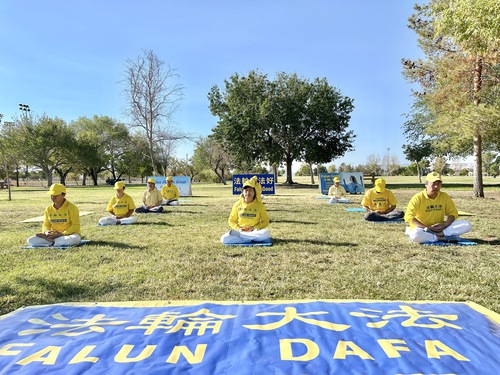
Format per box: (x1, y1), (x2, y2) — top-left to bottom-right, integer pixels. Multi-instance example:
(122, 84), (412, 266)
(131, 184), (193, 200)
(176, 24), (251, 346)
(42, 200), (80, 235)
(228, 199), (269, 230)
(404, 190), (459, 230)
(107, 193), (136, 217)
(142, 188), (163, 206)
(161, 184), (179, 200)
(328, 184), (347, 199)
(361, 188), (398, 211)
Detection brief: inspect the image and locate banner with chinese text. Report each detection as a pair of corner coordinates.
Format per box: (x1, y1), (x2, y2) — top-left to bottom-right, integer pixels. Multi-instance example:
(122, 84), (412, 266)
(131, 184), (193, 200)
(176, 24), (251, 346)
(0, 300), (499, 374)
(232, 174), (275, 195)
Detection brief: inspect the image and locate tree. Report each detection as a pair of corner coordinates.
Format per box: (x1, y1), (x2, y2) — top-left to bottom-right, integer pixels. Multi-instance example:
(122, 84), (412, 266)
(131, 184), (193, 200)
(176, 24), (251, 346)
(403, 141), (433, 182)
(16, 116), (75, 186)
(122, 49), (184, 175)
(209, 71), (355, 184)
(360, 154), (383, 181)
(403, 0), (500, 197)
(192, 137), (233, 184)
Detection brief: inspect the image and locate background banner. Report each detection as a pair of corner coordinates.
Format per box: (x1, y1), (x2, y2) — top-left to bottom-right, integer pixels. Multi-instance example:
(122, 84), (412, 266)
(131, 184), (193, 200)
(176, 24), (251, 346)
(0, 300), (499, 374)
(319, 172), (365, 195)
(147, 176), (192, 196)
(232, 174), (275, 195)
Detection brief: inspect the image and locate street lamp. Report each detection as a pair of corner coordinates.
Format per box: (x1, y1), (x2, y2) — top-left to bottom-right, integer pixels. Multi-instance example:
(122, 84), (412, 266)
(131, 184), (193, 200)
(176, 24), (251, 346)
(19, 104), (30, 119)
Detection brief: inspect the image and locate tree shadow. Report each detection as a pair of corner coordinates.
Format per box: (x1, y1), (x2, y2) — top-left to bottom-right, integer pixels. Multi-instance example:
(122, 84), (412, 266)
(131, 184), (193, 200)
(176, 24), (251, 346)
(273, 238), (358, 247)
(271, 220), (318, 225)
(89, 240), (148, 250)
(472, 238), (500, 246)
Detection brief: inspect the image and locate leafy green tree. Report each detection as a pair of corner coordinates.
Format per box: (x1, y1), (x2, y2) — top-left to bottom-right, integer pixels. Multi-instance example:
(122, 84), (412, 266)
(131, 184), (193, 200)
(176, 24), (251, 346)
(192, 137), (232, 184)
(16, 116), (75, 186)
(209, 71), (355, 184)
(403, 141), (433, 182)
(403, 0), (500, 197)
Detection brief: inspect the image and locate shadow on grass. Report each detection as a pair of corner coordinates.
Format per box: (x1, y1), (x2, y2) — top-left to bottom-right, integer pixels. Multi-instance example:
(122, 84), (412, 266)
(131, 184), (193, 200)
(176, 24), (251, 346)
(89, 240), (148, 250)
(14, 276), (122, 301)
(273, 238), (358, 247)
(271, 220), (318, 225)
(473, 239), (500, 246)
(167, 210), (203, 215)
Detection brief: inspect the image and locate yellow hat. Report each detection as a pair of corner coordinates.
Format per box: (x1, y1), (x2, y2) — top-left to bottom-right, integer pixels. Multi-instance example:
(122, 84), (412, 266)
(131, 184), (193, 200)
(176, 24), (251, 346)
(426, 171), (442, 183)
(47, 183), (66, 196)
(374, 178), (386, 193)
(114, 181), (125, 189)
(166, 176), (173, 181)
(242, 176), (262, 202)
(147, 178), (156, 184)
(333, 176), (340, 182)
(243, 177), (257, 189)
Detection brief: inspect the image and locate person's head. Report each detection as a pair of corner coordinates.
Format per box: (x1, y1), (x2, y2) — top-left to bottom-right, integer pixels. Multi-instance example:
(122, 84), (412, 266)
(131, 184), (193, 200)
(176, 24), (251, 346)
(425, 171), (442, 198)
(147, 178), (156, 190)
(47, 183), (66, 205)
(333, 176), (340, 186)
(166, 176), (173, 186)
(374, 178), (386, 193)
(114, 181), (125, 197)
(242, 176), (261, 203)
(350, 175), (358, 184)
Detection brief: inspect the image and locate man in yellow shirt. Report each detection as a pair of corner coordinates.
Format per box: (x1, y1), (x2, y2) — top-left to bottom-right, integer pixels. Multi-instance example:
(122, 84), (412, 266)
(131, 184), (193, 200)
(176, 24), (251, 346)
(328, 176), (350, 204)
(99, 181), (138, 225)
(221, 176), (270, 244)
(361, 178), (404, 221)
(135, 178), (164, 213)
(161, 176), (180, 206)
(27, 183), (81, 247)
(405, 172), (472, 243)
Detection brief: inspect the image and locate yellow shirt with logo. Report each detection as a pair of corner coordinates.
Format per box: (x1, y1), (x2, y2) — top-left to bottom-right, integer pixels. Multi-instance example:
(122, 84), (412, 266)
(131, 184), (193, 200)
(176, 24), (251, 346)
(228, 199), (269, 230)
(361, 188), (398, 211)
(107, 193), (136, 217)
(42, 200), (80, 235)
(328, 184), (347, 199)
(161, 184), (179, 200)
(404, 190), (458, 230)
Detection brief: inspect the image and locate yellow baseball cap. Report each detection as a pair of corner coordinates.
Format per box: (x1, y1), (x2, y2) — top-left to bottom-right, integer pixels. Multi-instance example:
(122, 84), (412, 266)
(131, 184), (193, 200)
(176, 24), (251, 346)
(333, 176), (340, 182)
(47, 183), (66, 196)
(374, 178), (386, 193)
(147, 178), (156, 184)
(243, 176), (257, 189)
(114, 181), (125, 189)
(426, 171), (442, 183)
(166, 176), (173, 181)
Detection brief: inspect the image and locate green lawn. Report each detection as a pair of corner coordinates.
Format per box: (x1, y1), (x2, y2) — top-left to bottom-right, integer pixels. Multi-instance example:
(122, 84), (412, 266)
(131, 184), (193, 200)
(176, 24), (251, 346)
(1, 177), (499, 316)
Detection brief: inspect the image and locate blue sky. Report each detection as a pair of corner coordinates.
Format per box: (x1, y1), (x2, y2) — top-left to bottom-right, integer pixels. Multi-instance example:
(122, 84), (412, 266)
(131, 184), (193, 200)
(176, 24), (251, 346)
(1, 0), (422, 168)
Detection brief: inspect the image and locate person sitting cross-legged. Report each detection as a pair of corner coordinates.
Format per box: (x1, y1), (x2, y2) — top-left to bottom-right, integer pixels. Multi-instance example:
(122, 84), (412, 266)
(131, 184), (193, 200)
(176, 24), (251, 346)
(220, 176), (270, 244)
(328, 176), (350, 204)
(27, 183), (81, 247)
(99, 181), (138, 226)
(405, 172), (472, 243)
(161, 176), (180, 206)
(135, 178), (164, 213)
(361, 178), (404, 221)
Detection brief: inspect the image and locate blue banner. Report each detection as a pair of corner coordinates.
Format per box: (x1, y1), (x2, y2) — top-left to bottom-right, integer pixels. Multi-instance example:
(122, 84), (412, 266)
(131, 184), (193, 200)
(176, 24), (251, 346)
(147, 176), (192, 196)
(0, 300), (499, 374)
(319, 172), (365, 195)
(232, 174), (275, 195)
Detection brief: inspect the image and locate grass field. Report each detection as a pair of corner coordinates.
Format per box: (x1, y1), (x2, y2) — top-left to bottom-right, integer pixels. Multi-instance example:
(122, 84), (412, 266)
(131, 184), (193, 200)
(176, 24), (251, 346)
(1, 176), (499, 316)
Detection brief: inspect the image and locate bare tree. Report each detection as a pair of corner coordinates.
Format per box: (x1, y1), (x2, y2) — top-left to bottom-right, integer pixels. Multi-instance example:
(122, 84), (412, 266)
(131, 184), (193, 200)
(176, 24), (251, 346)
(122, 49), (184, 175)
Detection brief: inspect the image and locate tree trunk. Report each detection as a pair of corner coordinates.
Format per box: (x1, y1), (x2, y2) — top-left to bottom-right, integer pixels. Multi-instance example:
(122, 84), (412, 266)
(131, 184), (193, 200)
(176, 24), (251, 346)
(82, 173), (87, 186)
(472, 56), (484, 197)
(417, 160), (422, 183)
(285, 156), (294, 184)
(273, 164), (279, 183)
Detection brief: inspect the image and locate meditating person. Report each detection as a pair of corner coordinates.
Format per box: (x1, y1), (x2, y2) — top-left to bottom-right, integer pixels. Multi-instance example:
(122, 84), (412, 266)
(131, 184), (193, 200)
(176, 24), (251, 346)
(135, 178), (164, 213)
(405, 171), (472, 243)
(99, 181), (138, 226)
(361, 178), (404, 221)
(221, 176), (270, 244)
(27, 183), (81, 247)
(328, 176), (350, 203)
(161, 176), (180, 206)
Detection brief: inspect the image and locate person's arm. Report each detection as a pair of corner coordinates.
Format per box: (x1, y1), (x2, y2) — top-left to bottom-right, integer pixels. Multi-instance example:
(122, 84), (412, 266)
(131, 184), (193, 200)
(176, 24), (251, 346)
(383, 204), (397, 214)
(228, 201), (240, 230)
(428, 215), (455, 232)
(62, 203), (80, 235)
(116, 209), (134, 219)
(254, 205), (269, 229)
(174, 186), (179, 200)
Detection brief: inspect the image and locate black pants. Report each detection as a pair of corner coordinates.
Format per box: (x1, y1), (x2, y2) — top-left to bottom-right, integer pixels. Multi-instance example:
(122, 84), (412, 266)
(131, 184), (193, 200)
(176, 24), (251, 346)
(364, 210), (404, 222)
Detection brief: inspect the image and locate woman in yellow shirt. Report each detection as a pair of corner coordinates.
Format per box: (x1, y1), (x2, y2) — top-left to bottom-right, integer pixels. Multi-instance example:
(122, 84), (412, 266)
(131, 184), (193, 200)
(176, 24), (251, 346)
(221, 176), (270, 244)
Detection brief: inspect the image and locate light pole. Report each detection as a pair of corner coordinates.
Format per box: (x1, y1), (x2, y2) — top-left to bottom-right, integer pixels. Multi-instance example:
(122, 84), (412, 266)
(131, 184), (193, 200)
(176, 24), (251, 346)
(19, 104), (30, 121)
(386, 148), (390, 176)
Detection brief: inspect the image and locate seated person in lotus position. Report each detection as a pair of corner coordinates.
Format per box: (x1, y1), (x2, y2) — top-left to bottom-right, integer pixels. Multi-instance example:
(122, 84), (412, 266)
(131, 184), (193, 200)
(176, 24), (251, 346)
(361, 178), (404, 221)
(99, 181), (138, 226)
(405, 172), (472, 243)
(221, 176), (270, 244)
(27, 183), (81, 247)
(161, 176), (180, 206)
(328, 176), (350, 203)
(135, 178), (164, 213)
